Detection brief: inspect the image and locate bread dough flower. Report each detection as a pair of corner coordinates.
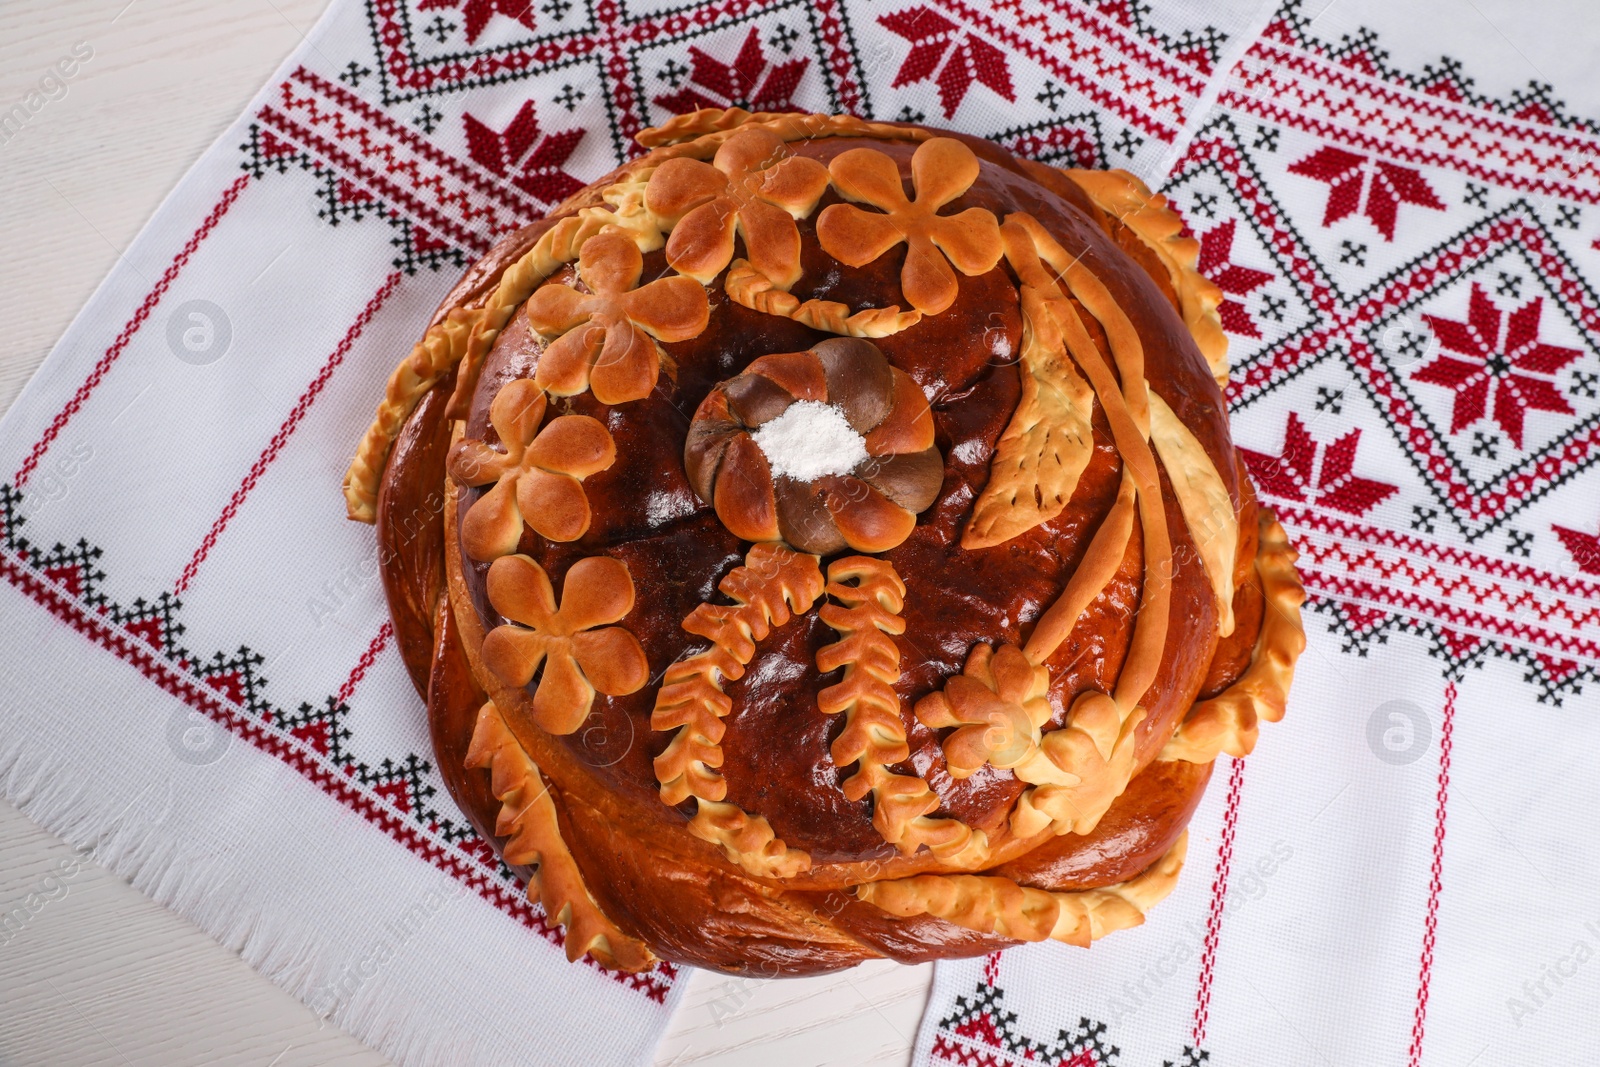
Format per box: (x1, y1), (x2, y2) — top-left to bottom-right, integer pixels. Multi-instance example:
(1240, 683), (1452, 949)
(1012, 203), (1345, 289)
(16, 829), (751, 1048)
(480, 554), (650, 735)
(684, 338), (942, 554)
(526, 232), (710, 404)
(815, 137), (1003, 316)
(914, 643), (1051, 778)
(447, 379), (616, 561)
(645, 127), (831, 289)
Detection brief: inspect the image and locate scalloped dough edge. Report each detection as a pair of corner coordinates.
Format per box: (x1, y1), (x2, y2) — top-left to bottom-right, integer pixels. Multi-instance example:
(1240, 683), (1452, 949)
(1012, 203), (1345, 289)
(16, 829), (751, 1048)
(1160, 510), (1306, 764)
(856, 830), (1187, 946)
(465, 697), (656, 971)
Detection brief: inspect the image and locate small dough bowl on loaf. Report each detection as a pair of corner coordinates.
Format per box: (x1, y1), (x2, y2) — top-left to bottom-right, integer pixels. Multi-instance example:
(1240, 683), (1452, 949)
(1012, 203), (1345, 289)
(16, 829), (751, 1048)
(343, 107), (1307, 976)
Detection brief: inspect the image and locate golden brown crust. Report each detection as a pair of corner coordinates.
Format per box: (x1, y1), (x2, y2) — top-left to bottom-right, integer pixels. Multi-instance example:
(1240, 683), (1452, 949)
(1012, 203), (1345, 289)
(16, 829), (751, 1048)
(1161, 511), (1306, 763)
(857, 831), (1187, 945)
(1065, 168), (1229, 387)
(357, 107), (1305, 975)
(465, 697), (655, 970)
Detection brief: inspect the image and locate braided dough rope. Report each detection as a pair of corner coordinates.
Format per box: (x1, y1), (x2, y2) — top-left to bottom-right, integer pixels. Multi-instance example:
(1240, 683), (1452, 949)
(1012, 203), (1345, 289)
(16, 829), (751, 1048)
(723, 260), (923, 338)
(651, 542), (824, 879)
(1161, 512), (1305, 763)
(857, 830), (1187, 946)
(465, 697), (655, 970)
(1064, 168), (1229, 388)
(343, 172), (669, 523)
(637, 108), (932, 154)
(817, 558), (990, 866)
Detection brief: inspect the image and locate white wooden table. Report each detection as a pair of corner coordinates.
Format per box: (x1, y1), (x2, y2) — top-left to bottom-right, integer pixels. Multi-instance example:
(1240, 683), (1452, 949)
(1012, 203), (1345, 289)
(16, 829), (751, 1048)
(0, 2), (930, 1062)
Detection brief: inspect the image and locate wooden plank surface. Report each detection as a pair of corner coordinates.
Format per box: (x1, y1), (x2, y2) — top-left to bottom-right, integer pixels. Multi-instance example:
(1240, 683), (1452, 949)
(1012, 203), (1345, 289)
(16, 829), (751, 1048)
(0, 2), (930, 1062)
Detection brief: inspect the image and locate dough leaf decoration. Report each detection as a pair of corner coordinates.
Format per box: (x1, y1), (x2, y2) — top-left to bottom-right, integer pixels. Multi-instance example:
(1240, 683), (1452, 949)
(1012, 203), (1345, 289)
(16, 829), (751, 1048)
(962, 277), (1096, 549)
(818, 558), (990, 865)
(1148, 390), (1239, 636)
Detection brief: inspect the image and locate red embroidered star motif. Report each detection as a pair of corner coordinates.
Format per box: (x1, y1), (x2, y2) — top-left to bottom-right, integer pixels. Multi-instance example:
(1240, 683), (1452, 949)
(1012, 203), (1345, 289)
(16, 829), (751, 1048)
(654, 26), (809, 115)
(1415, 283), (1584, 449)
(879, 6), (1015, 119)
(1197, 219), (1273, 337)
(1287, 145), (1444, 241)
(463, 102), (585, 204)
(1239, 412), (1398, 516)
(417, 0), (534, 44)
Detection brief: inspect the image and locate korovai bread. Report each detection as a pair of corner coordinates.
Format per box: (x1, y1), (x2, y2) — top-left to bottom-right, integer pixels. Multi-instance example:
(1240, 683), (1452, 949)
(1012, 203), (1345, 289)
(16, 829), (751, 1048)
(344, 108), (1306, 976)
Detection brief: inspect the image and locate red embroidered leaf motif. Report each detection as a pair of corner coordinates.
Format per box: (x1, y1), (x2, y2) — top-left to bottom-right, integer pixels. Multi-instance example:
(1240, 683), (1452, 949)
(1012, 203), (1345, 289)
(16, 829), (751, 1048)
(653, 86), (722, 115)
(879, 6), (958, 41)
(1494, 376), (1569, 447)
(1366, 160), (1446, 240)
(1288, 145), (1366, 227)
(731, 25), (767, 95)
(1553, 523), (1600, 575)
(500, 97), (542, 163)
(1434, 371), (1489, 433)
(751, 58), (809, 111)
(1240, 413), (1395, 516)
(1288, 145), (1444, 240)
(934, 43), (975, 119)
(1316, 428), (1399, 515)
(1197, 219), (1273, 338)
(893, 39), (953, 86)
(879, 6), (1014, 118)
(1413, 354), (1489, 434)
(1240, 411), (1316, 501)
(686, 45), (739, 102)
(654, 27), (811, 116)
(418, 0), (535, 44)
(1506, 296), (1585, 373)
(516, 127), (586, 203)
(965, 34), (1014, 98)
(463, 103), (585, 205)
(464, 112), (509, 175)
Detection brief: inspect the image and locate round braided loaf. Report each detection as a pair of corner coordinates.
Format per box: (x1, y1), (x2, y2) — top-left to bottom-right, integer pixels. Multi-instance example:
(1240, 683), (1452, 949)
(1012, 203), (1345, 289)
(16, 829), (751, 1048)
(354, 109), (1306, 976)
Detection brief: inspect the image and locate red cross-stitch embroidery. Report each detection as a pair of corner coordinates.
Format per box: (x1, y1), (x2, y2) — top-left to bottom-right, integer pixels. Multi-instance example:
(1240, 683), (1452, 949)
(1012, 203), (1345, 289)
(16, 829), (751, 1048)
(1240, 411), (1399, 517)
(1415, 282), (1583, 449)
(417, 0), (535, 44)
(1553, 516), (1600, 575)
(654, 26), (809, 115)
(1197, 219), (1273, 337)
(463, 100), (585, 204)
(1287, 144), (1445, 240)
(880, 6), (1015, 119)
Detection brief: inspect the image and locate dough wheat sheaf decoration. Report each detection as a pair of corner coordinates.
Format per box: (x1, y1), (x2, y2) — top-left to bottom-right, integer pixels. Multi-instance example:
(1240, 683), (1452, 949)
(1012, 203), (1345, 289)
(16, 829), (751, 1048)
(347, 107), (1307, 975)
